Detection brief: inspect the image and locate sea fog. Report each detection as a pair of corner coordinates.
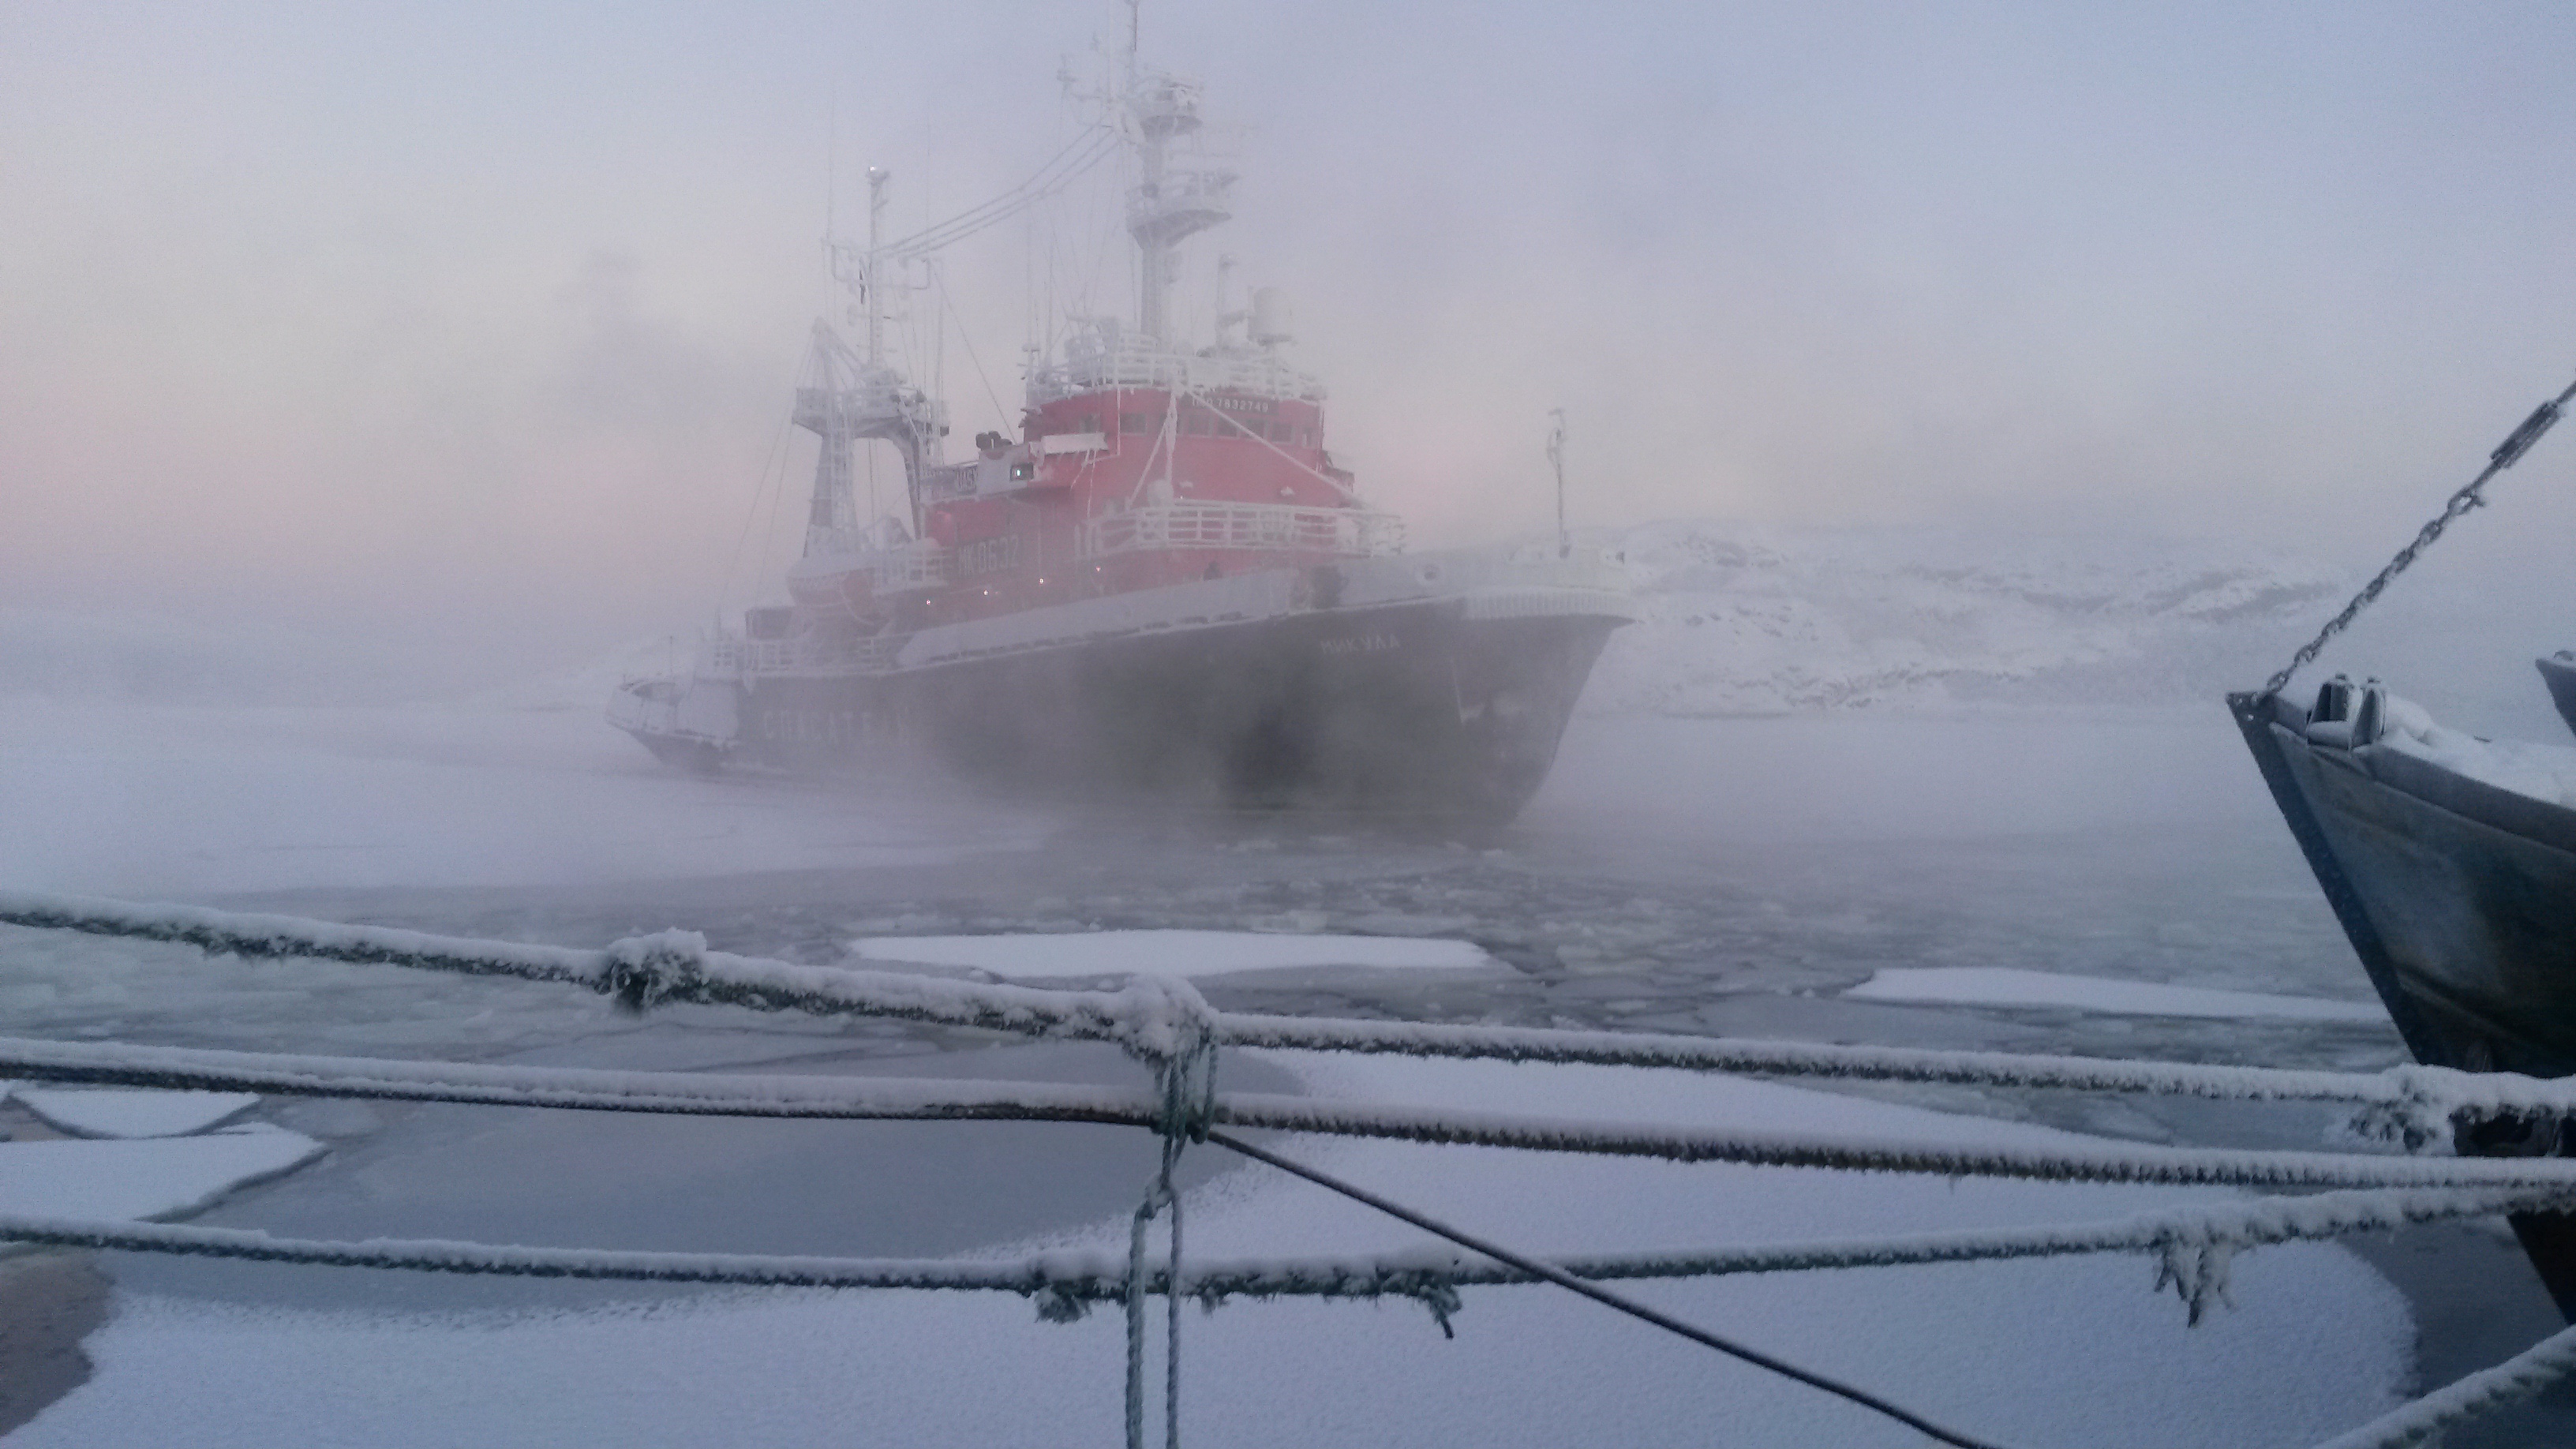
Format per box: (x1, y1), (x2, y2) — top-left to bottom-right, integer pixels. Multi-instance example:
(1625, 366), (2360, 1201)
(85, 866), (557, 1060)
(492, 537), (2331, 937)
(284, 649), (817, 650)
(13, 2), (2576, 1442)
(6, 541), (2575, 1445)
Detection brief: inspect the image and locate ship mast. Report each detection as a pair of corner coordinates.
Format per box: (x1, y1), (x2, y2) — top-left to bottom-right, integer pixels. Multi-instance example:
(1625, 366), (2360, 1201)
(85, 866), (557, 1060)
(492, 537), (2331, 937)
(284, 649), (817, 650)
(1121, 7), (1231, 343)
(799, 167), (945, 553)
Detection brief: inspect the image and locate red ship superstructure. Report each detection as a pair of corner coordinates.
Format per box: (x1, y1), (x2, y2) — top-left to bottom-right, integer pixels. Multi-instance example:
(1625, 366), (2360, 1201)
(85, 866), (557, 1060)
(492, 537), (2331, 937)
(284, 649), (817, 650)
(613, 53), (1632, 821)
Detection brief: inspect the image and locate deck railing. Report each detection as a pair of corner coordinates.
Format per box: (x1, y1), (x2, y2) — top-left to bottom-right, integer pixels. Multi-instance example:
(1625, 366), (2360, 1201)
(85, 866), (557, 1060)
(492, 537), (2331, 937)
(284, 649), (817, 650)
(1030, 334), (1326, 406)
(796, 537), (955, 592)
(699, 631), (899, 677)
(1080, 501), (1403, 560)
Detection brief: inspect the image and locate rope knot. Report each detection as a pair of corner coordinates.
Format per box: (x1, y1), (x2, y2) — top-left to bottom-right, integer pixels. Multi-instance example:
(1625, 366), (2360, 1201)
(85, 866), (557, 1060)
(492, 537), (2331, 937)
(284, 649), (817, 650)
(1391, 1269), (1464, 1339)
(2345, 1065), (2461, 1155)
(2151, 1229), (2239, 1327)
(602, 930), (709, 1014)
(1116, 975), (1222, 1146)
(1031, 1283), (1092, 1324)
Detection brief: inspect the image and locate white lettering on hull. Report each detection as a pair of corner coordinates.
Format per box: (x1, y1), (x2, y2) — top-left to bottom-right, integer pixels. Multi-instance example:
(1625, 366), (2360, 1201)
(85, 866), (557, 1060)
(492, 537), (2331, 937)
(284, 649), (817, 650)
(1318, 633), (1401, 656)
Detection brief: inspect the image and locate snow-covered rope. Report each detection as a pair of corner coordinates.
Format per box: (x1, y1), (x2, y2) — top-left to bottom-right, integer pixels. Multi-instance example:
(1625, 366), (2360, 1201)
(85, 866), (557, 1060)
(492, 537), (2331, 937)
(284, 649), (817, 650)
(2313, 1318), (2576, 1449)
(4, 1185), (2562, 1312)
(13, 1034), (2576, 1195)
(1217, 1091), (2576, 1192)
(1121, 976), (1219, 1449)
(1164, 1183), (2576, 1327)
(11, 889), (2564, 1136)
(0, 1034), (1167, 1126)
(0, 1212), (1120, 1294)
(0, 891), (1220, 1060)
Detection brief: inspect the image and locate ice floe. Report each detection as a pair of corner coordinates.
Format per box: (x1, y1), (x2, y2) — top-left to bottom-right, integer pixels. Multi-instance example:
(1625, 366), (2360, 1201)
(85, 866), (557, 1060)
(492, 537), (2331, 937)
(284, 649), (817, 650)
(849, 929), (1495, 979)
(13, 1088), (260, 1139)
(0, 1129), (323, 1222)
(1845, 966), (2387, 1022)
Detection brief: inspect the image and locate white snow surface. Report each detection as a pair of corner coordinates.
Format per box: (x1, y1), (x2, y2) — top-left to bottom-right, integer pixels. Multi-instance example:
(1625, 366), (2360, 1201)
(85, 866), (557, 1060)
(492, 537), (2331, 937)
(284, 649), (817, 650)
(16, 1054), (2407, 1448)
(12, 1088), (261, 1138)
(1846, 967), (2387, 1023)
(850, 930), (1496, 979)
(0, 1127), (323, 1222)
(2377, 692), (2576, 811)
(1582, 521), (2342, 715)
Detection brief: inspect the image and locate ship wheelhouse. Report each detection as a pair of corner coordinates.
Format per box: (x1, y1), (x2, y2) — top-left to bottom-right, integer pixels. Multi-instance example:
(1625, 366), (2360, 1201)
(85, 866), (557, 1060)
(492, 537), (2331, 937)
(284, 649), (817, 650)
(892, 322), (1400, 627)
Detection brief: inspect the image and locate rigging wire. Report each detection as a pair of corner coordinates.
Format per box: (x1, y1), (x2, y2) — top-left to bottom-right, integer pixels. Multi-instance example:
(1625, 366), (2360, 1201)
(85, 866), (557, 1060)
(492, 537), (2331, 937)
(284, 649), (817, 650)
(1206, 1130), (2007, 1449)
(935, 259), (1011, 425)
(879, 126), (1121, 263)
(713, 349), (811, 613)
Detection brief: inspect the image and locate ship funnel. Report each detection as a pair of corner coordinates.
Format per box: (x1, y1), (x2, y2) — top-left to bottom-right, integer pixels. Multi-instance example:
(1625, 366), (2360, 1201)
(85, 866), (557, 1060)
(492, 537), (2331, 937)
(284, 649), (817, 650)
(1250, 286), (1293, 347)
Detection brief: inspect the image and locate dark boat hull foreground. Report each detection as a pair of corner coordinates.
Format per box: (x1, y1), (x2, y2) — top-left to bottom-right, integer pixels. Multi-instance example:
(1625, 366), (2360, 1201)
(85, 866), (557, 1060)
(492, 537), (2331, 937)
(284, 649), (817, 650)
(2540, 652), (2576, 741)
(2231, 684), (2576, 1314)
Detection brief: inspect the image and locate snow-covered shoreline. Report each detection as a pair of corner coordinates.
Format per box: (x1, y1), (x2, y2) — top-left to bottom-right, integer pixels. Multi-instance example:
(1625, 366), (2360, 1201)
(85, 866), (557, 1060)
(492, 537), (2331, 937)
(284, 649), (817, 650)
(1581, 520), (2343, 717)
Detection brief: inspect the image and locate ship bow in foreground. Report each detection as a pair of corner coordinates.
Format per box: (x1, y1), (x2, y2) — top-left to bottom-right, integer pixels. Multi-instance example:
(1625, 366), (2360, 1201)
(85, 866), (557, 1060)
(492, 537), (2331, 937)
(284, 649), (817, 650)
(2233, 680), (2576, 1314)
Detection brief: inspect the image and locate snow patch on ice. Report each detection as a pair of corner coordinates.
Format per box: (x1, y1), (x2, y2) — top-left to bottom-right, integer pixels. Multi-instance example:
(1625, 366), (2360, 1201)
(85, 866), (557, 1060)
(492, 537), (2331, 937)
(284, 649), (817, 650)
(14, 1088), (261, 1139)
(849, 930), (1495, 979)
(1845, 967), (2388, 1022)
(0, 1130), (323, 1222)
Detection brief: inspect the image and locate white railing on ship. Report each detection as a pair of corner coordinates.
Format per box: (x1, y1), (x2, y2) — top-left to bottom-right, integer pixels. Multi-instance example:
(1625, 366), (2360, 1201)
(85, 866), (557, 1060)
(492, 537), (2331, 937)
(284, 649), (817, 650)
(799, 537), (955, 592)
(702, 633), (899, 676)
(1080, 501), (1403, 560)
(1030, 336), (1327, 405)
(703, 637), (797, 674)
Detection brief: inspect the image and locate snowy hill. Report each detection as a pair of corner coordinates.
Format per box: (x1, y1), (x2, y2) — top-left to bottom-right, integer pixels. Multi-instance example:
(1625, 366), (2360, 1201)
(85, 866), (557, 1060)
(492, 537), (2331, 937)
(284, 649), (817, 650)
(1580, 522), (2346, 715)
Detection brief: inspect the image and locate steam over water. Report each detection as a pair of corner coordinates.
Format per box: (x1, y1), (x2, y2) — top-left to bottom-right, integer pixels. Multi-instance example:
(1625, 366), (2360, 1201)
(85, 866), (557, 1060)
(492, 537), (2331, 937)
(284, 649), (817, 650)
(8, 675), (2570, 1445)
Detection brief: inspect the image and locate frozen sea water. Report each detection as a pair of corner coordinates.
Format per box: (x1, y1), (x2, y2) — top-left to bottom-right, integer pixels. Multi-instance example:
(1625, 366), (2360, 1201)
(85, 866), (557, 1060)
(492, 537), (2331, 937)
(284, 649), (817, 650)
(0, 698), (2567, 1444)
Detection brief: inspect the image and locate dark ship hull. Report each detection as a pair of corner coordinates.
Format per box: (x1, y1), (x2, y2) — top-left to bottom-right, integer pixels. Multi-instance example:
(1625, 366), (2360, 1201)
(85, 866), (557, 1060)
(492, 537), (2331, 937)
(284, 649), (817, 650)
(2231, 685), (2576, 1313)
(729, 586), (1623, 822)
(2541, 653), (2576, 740)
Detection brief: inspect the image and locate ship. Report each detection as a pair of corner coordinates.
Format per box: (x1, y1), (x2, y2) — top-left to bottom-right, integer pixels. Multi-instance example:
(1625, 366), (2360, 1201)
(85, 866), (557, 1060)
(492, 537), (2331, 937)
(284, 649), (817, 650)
(2540, 651), (2576, 739)
(2229, 373), (2576, 1316)
(2232, 676), (2576, 1316)
(609, 52), (1631, 822)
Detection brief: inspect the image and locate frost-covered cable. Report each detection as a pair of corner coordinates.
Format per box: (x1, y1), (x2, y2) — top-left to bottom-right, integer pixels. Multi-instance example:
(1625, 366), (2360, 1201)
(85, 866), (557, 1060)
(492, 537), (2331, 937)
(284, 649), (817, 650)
(0, 1035), (1167, 1127)
(0, 1211), (1120, 1294)
(1207, 1129), (2009, 1449)
(1162, 1183), (2568, 1316)
(1212, 1091), (2576, 1193)
(1221, 1013), (2410, 1099)
(14, 1035), (2576, 1194)
(16, 890), (2576, 1134)
(2312, 1318), (2576, 1449)
(0, 892), (1226, 1060)
(6, 1184), (2562, 1314)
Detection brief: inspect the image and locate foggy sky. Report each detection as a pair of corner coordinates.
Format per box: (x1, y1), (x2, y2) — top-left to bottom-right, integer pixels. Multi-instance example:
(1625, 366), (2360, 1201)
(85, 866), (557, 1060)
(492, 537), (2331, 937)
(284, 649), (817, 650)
(6, 1), (2575, 694)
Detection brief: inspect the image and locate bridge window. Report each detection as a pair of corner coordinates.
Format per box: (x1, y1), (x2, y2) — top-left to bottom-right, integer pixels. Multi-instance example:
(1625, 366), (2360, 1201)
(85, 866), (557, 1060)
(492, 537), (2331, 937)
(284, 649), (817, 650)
(1120, 411), (1152, 435)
